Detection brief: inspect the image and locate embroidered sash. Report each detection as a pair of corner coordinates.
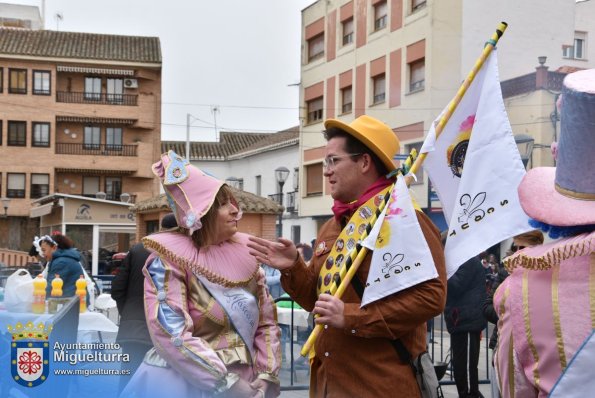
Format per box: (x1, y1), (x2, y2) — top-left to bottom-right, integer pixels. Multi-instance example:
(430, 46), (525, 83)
(317, 186), (392, 296)
(197, 275), (259, 361)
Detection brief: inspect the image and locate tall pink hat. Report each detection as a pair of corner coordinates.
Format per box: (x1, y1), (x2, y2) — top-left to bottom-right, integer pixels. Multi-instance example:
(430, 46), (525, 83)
(518, 68), (595, 226)
(152, 150), (224, 234)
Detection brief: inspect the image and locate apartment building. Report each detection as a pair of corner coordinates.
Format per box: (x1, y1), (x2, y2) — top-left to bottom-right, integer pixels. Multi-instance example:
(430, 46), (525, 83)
(298, 0), (592, 227)
(0, 28), (162, 251)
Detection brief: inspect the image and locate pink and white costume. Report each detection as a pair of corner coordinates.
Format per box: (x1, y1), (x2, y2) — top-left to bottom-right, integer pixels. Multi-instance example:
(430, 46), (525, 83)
(122, 230), (281, 398)
(494, 232), (594, 397)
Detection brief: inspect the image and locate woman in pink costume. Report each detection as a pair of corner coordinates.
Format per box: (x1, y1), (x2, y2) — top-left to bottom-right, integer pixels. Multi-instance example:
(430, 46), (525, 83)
(494, 69), (595, 398)
(122, 150), (281, 398)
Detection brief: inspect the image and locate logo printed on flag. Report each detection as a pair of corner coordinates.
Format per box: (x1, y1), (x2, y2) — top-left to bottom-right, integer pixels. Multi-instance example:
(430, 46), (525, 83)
(360, 175), (437, 306)
(420, 50), (532, 278)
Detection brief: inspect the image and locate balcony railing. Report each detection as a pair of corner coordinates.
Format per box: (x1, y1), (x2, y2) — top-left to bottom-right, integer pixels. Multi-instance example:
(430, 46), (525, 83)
(56, 143), (138, 157)
(56, 91), (138, 106)
(286, 191), (298, 213)
(268, 193), (283, 206)
(7, 189), (25, 198)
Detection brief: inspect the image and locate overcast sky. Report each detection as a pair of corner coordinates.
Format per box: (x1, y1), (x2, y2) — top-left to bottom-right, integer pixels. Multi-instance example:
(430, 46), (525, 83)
(11, 0), (315, 141)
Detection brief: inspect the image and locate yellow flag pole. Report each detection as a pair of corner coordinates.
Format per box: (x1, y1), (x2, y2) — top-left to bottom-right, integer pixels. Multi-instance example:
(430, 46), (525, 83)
(405, 21), (508, 186)
(300, 22), (508, 357)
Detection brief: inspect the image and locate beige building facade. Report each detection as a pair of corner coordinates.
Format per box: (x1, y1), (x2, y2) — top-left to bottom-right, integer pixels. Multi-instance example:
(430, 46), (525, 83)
(0, 28), (162, 252)
(298, 0), (594, 226)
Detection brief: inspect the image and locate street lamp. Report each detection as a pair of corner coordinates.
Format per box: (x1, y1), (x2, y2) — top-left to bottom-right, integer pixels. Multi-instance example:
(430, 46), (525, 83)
(514, 134), (535, 169)
(1, 198), (10, 218)
(274, 167), (290, 237)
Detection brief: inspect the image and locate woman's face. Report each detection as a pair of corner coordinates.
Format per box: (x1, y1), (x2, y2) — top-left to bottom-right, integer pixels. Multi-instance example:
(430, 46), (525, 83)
(40, 241), (57, 259)
(214, 200), (239, 243)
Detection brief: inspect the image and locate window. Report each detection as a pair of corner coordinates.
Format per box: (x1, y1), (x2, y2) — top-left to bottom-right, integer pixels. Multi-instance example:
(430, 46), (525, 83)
(341, 86), (353, 114)
(146, 220), (159, 235)
(33, 70), (51, 95)
(291, 225), (301, 245)
(107, 78), (123, 103)
(342, 18), (354, 46)
(305, 163), (323, 196)
(563, 32), (586, 59)
(32, 122), (50, 147)
(7, 173), (25, 198)
(293, 167), (299, 191)
(404, 142), (423, 184)
(374, 1), (388, 31)
(105, 177), (122, 201)
(8, 121), (26, 146)
(106, 127), (123, 150)
(409, 59), (425, 92)
(373, 74), (386, 104)
(308, 33), (324, 62)
(9, 69), (27, 94)
(236, 178), (244, 191)
(255, 175), (261, 196)
(83, 176), (100, 197)
(307, 97), (323, 123)
(84, 126), (101, 149)
(31, 174), (49, 199)
(411, 0), (426, 12)
(84, 77), (101, 100)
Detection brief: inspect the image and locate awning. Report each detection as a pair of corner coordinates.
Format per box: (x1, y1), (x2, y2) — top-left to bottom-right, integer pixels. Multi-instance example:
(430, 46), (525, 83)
(30, 203), (54, 218)
(57, 65), (135, 76)
(56, 116), (136, 125)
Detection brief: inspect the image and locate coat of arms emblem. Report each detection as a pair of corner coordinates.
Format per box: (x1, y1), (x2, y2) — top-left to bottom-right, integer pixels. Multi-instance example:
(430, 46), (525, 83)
(8, 321), (53, 387)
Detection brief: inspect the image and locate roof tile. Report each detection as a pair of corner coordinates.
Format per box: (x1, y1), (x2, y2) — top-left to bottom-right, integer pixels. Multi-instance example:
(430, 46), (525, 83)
(161, 127), (299, 160)
(0, 28), (161, 63)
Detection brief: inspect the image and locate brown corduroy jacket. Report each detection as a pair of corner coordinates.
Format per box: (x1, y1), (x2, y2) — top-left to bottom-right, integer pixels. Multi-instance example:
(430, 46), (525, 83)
(281, 211), (447, 398)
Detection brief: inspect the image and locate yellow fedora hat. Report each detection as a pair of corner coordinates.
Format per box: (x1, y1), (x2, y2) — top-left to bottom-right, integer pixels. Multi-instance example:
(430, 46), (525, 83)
(324, 115), (400, 173)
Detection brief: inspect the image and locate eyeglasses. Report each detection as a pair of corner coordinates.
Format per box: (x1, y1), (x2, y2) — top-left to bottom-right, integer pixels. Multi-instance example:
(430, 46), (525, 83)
(322, 153), (363, 170)
(511, 245), (526, 253)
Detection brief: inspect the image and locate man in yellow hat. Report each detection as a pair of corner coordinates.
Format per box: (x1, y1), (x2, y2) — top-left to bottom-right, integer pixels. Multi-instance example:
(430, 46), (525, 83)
(249, 115), (446, 397)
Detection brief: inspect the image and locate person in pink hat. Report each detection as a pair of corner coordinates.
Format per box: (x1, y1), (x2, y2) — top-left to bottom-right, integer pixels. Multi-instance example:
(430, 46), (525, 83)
(122, 151), (281, 398)
(494, 69), (595, 398)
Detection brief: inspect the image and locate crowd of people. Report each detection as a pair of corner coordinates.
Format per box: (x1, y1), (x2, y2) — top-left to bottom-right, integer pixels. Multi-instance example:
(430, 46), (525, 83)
(26, 68), (593, 398)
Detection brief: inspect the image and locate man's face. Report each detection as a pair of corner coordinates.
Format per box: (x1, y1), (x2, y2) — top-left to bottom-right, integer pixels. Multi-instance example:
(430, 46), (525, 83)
(323, 136), (363, 203)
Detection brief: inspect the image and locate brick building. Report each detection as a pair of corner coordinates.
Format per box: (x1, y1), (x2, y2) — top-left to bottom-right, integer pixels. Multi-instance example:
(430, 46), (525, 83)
(0, 28), (162, 252)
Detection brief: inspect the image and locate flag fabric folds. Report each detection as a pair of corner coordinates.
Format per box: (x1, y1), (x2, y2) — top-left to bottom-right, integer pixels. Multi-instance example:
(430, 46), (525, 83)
(420, 50), (532, 278)
(361, 175), (438, 306)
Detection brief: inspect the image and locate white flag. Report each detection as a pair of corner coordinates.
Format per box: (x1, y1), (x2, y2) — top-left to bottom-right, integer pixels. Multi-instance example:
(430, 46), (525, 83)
(360, 175), (438, 306)
(421, 50), (532, 278)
